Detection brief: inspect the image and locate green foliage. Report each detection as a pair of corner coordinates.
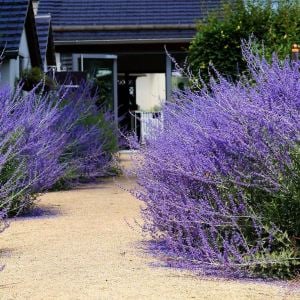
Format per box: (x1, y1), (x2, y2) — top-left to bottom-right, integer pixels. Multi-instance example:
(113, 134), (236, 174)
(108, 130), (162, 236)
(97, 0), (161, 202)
(219, 181), (299, 278)
(49, 167), (79, 191)
(83, 112), (119, 155)
(53, 110), (119, 186)
(188, 0), (300, 81)
(251, 245), (299, 279)
(91, 78), (114, 110)
(48, 87), (119, 186)
(19, 67), (55, 91)
(247, 145), (300, 245)
(0, 130), (31, 215)
(233, 144), (300, 278)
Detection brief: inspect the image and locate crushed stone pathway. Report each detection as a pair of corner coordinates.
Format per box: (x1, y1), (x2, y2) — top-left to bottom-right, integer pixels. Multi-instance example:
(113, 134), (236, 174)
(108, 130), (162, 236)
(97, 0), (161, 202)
(0, 158), (299, 299)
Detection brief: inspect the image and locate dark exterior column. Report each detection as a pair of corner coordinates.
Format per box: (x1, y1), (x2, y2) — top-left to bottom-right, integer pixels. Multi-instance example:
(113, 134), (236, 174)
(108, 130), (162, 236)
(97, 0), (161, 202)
(165, 54), (172, 101)
(113, 58), (118, 124)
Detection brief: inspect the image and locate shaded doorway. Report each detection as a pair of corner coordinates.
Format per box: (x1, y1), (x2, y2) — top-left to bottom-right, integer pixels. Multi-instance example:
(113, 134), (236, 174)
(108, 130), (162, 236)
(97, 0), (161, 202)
(117, 74), (138, 134)
(72, 54), (118, 115)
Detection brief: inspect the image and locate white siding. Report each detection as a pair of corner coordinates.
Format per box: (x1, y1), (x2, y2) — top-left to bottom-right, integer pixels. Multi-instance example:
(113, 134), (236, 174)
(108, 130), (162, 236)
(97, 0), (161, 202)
(0, 29), (31, 88)
(136, 73), (165, 111)
(0, 60), (11, 86)
(0, 59), (18, 87)
(19, 29), (31, 70)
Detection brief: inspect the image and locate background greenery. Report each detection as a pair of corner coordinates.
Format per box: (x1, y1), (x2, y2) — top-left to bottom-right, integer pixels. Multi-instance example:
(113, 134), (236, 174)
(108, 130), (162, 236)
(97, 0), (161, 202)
(188, 0), (300, 82)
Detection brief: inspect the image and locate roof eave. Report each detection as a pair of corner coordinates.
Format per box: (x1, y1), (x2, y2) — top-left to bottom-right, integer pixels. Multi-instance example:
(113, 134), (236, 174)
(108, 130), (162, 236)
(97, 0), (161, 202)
(53, 24), (197, 31)
(54, 38), (193, 46)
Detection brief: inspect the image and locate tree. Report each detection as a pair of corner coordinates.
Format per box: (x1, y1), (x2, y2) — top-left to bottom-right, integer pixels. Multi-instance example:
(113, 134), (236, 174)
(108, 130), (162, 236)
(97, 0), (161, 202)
(188, 0), (300, 82)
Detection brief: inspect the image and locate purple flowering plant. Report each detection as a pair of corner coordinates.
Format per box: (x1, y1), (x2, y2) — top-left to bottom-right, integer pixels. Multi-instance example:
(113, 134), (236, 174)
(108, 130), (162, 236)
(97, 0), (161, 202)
(0, 80), (116, 217)
(0, 61), (117, 270)
(130, 43), (300, 278)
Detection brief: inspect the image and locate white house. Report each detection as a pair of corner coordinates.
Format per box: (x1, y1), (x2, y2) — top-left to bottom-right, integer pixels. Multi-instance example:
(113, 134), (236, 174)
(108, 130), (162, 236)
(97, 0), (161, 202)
(0, 0), (41, 87)
(37, 0), (212, 137)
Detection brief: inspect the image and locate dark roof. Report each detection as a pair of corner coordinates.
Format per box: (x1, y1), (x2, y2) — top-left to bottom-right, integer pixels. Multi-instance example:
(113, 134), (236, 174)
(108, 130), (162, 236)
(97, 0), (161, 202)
(0, 0), (41, 66)
(35, 14), (52, 64)
(0, 0), (30, 55)
(38, 0), (220, 44)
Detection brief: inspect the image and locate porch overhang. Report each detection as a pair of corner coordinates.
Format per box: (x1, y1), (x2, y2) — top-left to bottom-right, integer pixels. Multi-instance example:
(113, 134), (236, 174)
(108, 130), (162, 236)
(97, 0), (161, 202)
(54, 38), (193, 46)
(53, 24), (197, 32)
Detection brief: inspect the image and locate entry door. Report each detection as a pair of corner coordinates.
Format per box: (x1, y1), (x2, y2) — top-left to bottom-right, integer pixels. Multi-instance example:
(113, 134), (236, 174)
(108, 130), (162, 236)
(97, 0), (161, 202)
(72, 54), (118, 121)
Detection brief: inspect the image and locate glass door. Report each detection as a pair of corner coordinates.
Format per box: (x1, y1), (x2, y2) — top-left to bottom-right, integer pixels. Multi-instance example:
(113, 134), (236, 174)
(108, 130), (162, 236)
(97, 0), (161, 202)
(72, 54), (118, 121)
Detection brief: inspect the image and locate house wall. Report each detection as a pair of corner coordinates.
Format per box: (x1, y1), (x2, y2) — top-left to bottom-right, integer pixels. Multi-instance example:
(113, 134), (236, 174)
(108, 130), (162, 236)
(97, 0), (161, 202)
(0, 60), (11, 86)
(136, 73), (165, 111)
(43, 60), (47, 72)
(0, 29), (31, 88)
(19, 29), (31, 71)
(0, 59), (18, 87)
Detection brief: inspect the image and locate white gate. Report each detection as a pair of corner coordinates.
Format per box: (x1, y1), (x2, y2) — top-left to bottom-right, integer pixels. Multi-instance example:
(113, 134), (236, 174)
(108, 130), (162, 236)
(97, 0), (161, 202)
(131, 111), (163, 143)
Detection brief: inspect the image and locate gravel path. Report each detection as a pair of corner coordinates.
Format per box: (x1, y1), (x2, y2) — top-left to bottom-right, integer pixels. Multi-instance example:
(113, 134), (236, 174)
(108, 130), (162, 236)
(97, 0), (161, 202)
(0, 160), (299, 299)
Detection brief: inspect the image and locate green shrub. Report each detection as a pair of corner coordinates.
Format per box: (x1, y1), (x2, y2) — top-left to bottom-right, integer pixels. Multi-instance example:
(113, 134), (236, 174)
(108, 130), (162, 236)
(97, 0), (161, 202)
(131, 44), (300, 278)
(247, 145), (300, 241)
(19, 67), (55, 91)
(188, 0), (300, 82)
(83, 112), (119, 156)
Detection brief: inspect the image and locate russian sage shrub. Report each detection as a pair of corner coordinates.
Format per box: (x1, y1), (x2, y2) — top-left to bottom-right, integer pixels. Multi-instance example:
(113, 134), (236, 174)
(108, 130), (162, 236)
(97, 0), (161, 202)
(51, 83), (115, 186)
(131, 47), (300, 278)
(0, 82), (115, 215)
(0, 85), (64, 214)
